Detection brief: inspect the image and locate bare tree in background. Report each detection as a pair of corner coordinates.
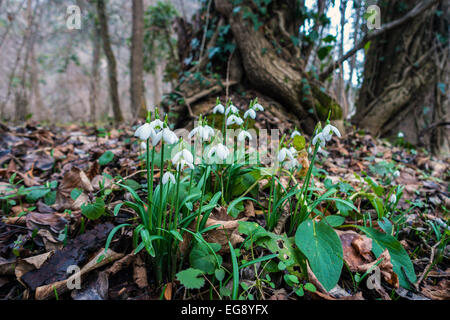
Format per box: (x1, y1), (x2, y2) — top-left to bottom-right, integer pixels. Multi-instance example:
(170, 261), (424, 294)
(89, 15), (101, 123)
(96, 0), (123, 122)
(15, 0), (34, 122)
(130, 0), (146, 119)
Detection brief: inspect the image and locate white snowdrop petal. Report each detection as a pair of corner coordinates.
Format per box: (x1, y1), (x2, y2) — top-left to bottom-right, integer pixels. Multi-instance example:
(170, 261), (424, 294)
(134, 123), (153, 140)
(253, 103), (264, 111)
(151, 130), (163, 146)
(213, 104), (225, 114)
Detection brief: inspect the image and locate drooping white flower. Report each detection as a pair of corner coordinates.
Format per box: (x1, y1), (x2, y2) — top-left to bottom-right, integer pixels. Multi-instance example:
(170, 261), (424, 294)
(149, 119), (164, 132)
(225, 104), (239, 115)
(291, 130), (301, 138)
(189, 125), (214, 141)
(226, 115), (244, 126)
(172, 149), (194, 165)
(176, 160), (194, 171)
(278, 147), (295, 162)
(252, 103), (264, 112)
(162, 128), (178, 144)
(162, 172), (176, 185)
(397, 131), (404, 138)
(389, 194), (397, 204)
(134, 123), (154, 140)
(202, 125), (215, 141)
(312, 132), (326, 148)
(244, 109), (256, 119)
(393, 170), (400, 178)
(208, 144), (230, 161)
(283, 158), (299, 170)
(322, 124), (341, 141)
(238, 130), (252, 142)
(213, 103), (225, 114)
(188, 126), (204, 139)
(140, 142), (147, 149)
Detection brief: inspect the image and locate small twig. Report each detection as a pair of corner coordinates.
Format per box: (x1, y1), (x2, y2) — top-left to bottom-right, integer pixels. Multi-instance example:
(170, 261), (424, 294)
(414, 239), (442, 291)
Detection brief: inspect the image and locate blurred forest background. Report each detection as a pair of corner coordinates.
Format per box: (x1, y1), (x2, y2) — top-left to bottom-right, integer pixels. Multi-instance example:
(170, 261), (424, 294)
(0, 0), (448, 155)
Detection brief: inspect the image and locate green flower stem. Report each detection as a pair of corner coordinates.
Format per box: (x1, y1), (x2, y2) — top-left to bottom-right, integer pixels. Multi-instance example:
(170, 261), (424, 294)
(147, 139), (155, 229)
(173, 170), (181, 229)
(290, 144), (319, 233)
(158, 140), (165, 229)
(196, 166), (209, 232)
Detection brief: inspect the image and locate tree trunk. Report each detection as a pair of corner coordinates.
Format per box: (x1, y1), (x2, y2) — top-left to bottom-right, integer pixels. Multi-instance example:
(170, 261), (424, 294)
(15, 0), (34, 122)
(172, 0), (342, 133)
(130, 0), (146, 119)
(354, 0), (449, 154)
(89, 19), (101, 123)
(97, 0), (123, 122)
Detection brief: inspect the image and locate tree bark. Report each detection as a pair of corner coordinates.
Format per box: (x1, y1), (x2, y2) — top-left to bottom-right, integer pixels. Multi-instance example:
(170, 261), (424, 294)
(15, 0), (34, 122)
(89, 18), (101, 123)
(97, 0), (123, 122)
(130, 0), (146, 119)
(354, 0), (449, 154)
(213, 0), (341, 133)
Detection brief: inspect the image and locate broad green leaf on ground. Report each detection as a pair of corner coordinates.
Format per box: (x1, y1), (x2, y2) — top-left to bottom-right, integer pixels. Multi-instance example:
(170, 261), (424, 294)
(356, 226), (416, 289)
(295, 219), (343, 291)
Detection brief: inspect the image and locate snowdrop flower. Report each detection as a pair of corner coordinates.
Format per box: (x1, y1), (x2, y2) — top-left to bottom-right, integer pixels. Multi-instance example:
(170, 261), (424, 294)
(312, 132), (326, 148)
(213, 103), (225, 114)
(226, 115), (244, 126)
(172, 149), (194, 165)
(162, 128), (178, 144)
(176, 160), (194, 171)
(225, 104), (239, 115)
(398, 132), (404, 138)
(252, 103), (264, 112)
(189, 125), (214, 141)
(208, 144), (230, 161)
(389, 194), (397, 204)
(140, 142), (147, 149)
(291, 130), (301, 138)
(134, 123), (154, 140)
(238, 130), (252, 142)
(162, 172), (176, 185)
(203, 125), (214, 140)
(244, 108), (256, 119)
(393, 170), (400, 178)
(278, 147), (295, 162)
(149, 119), (164, 132)
(322, 124), (341, 141)
(283, 158), (299, 170)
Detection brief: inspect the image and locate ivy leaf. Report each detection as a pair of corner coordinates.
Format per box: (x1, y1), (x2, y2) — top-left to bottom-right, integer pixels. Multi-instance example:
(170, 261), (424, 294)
(26, 188), (50, 203)
(176, 268), (205, 289)
(98, 151), (114, 166)
(295, 219), (343, 291)
(189, 241), (222, 274)
(317, 45), (333, 60)
(70, 188), (83, 201)
(81, 198), (105, 220)
(323, 215), (345, 227)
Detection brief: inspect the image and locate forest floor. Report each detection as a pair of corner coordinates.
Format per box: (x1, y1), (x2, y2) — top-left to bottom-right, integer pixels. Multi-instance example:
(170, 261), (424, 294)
(0, 117), (448, 301)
